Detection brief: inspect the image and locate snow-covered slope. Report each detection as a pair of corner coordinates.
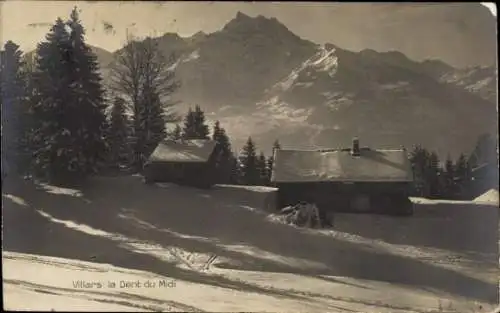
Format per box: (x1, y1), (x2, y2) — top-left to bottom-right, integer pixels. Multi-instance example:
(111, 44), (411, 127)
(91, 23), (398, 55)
(440, 66), (497, 103)
(2, 176), (498, 312)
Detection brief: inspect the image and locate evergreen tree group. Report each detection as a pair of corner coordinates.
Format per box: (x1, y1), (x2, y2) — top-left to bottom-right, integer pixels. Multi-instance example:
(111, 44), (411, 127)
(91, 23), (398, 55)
(175, 106), (236, 184)
(15, 8), (110, 184)
(182, 105), (210, 140)
(171, 124), (182, 140)
(1, 40), (29, 175)
(212, 120), (235, 184)
(239, 137), (260, 185)
(173, 105), (281, 186)
(409, 145), (472, 199)
(237, 137), (280, 186)
(1, 7), (182, 184)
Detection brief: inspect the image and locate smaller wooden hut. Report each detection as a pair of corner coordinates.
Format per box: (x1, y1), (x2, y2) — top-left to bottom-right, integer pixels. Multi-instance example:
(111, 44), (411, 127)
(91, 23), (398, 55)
(143, 139), (218, 188)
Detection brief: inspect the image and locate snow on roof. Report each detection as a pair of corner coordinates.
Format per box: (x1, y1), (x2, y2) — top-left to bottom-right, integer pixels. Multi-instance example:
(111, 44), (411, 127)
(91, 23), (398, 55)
(271, 148), (414, 183)
(148, 139), (217, 163)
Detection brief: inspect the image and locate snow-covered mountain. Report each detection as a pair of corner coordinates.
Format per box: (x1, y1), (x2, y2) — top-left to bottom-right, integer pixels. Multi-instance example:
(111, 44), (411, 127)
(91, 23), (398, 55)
(308, 3), (496, 68)
(95, 11), (497, 158)
(250, 43), (496, 158)
(439, 66), (497, 103)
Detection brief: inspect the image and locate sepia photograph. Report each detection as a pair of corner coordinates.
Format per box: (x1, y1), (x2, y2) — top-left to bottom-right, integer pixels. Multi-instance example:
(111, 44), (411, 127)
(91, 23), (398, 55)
(1, 1), (499, 312)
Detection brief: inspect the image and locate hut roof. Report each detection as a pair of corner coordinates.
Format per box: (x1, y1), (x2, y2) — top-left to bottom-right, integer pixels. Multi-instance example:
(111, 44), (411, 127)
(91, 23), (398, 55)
(271, 148), (413, 183)
(148, 139), (217, 163)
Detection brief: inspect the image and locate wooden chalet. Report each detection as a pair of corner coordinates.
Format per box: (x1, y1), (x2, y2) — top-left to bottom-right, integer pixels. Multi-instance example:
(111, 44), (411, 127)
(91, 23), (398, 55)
(270, 137), (415, 215)
(143, 139), (218, 188)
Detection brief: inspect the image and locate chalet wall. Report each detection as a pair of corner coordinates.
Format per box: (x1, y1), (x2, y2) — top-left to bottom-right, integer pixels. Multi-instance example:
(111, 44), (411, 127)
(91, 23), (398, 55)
(275, 181), (412, 213)
(143, 146), (219, 188)
(212, 185), (278, 213)
(144, 161), (215, 188)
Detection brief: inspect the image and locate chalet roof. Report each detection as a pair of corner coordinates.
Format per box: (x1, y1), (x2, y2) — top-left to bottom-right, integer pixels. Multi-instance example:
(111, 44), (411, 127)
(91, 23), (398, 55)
(271, 147), (414, 183)
(148, 139), (217, 163)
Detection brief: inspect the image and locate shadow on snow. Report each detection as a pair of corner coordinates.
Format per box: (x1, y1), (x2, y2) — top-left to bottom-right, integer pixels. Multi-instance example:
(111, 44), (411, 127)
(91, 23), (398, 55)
(2, 175), (498, 306)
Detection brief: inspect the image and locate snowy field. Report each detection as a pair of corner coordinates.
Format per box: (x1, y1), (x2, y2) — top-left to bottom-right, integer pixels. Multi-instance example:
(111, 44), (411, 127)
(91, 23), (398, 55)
(2, 175), (499, 312)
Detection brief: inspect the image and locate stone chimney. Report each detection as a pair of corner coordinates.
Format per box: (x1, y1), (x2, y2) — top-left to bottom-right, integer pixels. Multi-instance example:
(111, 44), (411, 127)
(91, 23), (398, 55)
(351, 136), (360, 156)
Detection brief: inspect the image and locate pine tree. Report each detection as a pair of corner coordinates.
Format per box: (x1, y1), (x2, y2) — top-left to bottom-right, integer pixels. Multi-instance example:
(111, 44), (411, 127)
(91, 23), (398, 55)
(67, 7), (109, 165)
(212, 121), (232, 158)
(454, 153), (471, 199)
(108, 96), (132, 168)
(443, 154), (455, 198)
(194, 105), (209, 139)
(30, 17), (72, 181)
(68, 7), (109, 175)
(182, 108), (195, 139)
(455, 154), (469, 181)
(228, 153), (241, 185)
(256, 151), (268, 185)
(427, 151), (441, 198)
(20, 50), (38, 177)
(409, 145), (430, 197)
(212, 120), (221, 141)
(172, 124), (182, 140)
(182, 105), (209, 140)
(1, 40), (29, 175)
(239, 137), (259, 185)
(212, 120), (233, 183)
(30, 8), (108, 183)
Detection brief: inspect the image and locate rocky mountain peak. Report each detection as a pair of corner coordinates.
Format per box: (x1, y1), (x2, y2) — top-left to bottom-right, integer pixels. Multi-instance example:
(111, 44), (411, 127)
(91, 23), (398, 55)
(159, 32), (184, 43)
(93, 7), (496, 159)
(222, 11), (300, 41)
(235, 11), (251, 20)
(190, 31), (206, 39)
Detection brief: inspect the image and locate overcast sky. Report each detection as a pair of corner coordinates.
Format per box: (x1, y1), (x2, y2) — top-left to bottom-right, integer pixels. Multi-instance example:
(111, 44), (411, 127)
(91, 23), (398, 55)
(0, 1), (497, 53)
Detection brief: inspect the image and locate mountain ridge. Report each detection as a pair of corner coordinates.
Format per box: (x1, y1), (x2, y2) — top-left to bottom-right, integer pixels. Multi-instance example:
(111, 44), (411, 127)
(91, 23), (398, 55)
(106, 12), (496, 158)
(23, 10), (497, 158)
